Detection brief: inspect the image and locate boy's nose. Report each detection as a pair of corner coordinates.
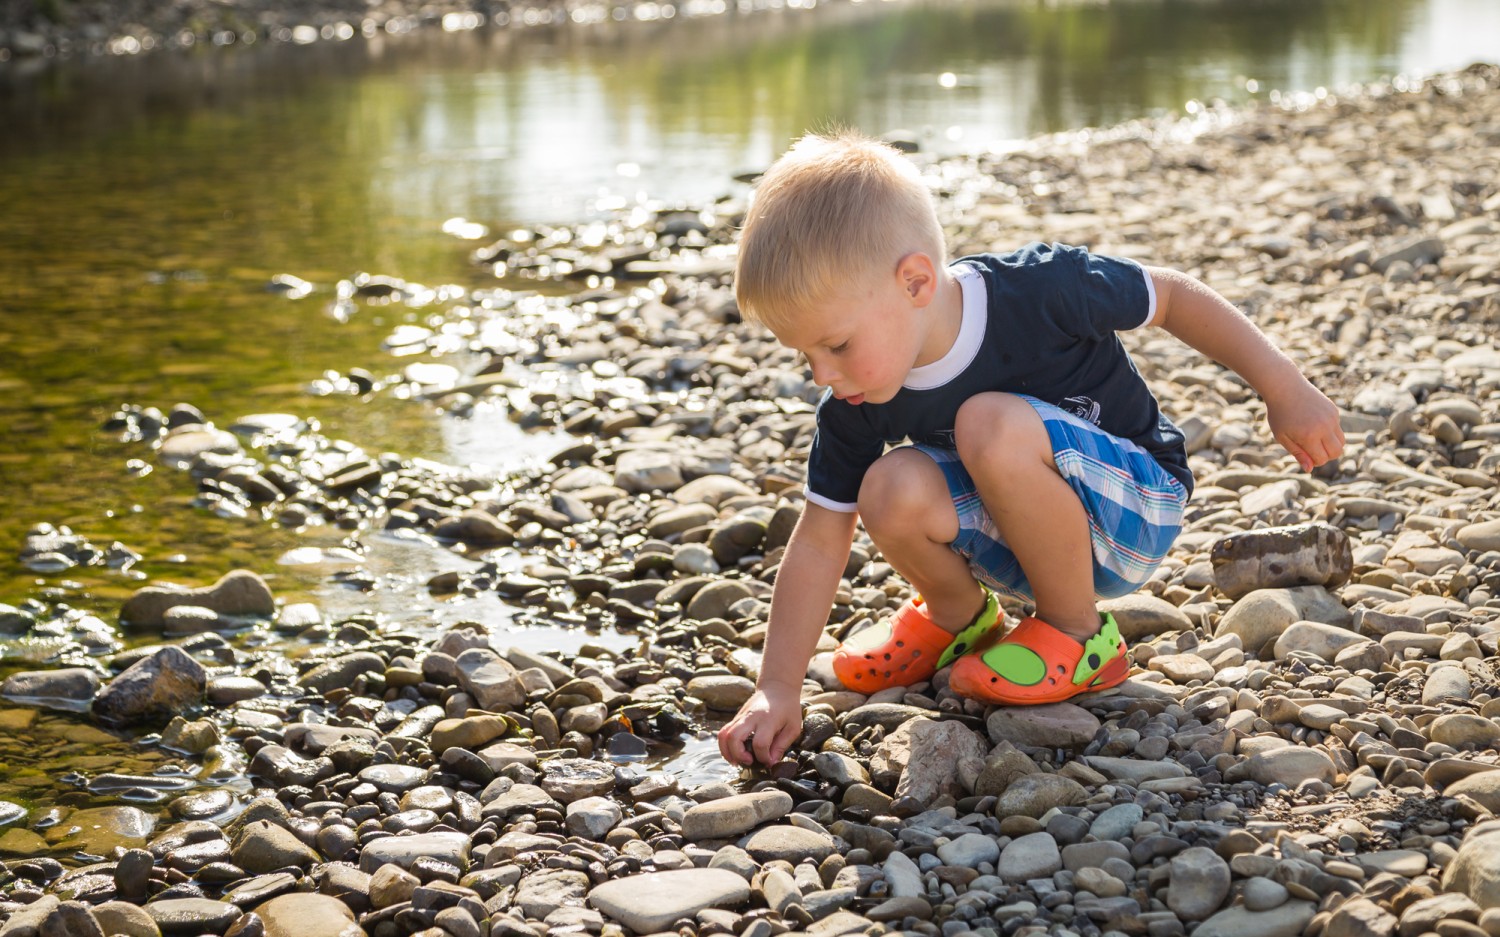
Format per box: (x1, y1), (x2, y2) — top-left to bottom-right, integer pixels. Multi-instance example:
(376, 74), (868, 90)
(810, 360), (840, 387)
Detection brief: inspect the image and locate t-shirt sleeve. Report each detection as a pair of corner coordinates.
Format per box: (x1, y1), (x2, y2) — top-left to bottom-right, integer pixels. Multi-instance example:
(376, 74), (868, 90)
(805, 396), (884, 513)
(1049, 245), (1156, 339)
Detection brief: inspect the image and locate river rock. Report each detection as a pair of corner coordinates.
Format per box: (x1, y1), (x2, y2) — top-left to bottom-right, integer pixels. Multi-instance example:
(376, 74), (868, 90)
(539, 758), (616, 802)
(681, 790), (792, 841)
(142, 899), (241, 935)
(997, 832), (1061, 882)
(1443, 823), (1500, 908)
(1088, 804), (1144, 841)
(0, 896), (60, 936)
(1457, 519), (1500, 552)
(1245, 747), (1336, 787)
(614, 448), (684, 493)
(430, 715), (511, 753)
(1098, 593), (1193, 640)
(686, 580), (755, 621)
(1272, 620), (1366, 661)
(92, 901), (161, 937)
(686, 674), (756, 712)
(359, 831), (470, 874)
(1195, 901), (1316, 937)
(740, 825), (836, 863)
(588, 869), (750, 933)
(297, 653), (384, 694)
(1445, 772), (1500, 812)
(1215, 586), (1349, 653)
(1, 668), (100, 705)
(1320, 897), (1397, 937)
(1210, 522), (1352, 599)
(986, 703), (1101, 750)
(994, 774), (1087, 818)
(1430, 713), (1500, 749)
(565, 796), (622, 838)
(1168, 847), (1231, 920)
(937, 833), (1001, 868)
(233, 820), (319, 873)
(515, 868), (591, 919)
(91, 647), (205, 727)
(895, 718), (987, 802)
(255, 893), (365, 937)
(455, 648), (525, 711)
(119, 569), (274, 626)
(1215, 589), (1301, 653)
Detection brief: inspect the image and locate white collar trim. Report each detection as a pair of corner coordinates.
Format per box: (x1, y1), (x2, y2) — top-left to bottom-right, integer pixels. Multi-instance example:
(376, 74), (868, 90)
(904, 262), (986, 391)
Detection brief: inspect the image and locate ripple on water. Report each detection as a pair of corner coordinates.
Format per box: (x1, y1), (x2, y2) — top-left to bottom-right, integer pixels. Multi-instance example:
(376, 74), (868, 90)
(656, 734), (741, 790)
(0, 707), (246, 862)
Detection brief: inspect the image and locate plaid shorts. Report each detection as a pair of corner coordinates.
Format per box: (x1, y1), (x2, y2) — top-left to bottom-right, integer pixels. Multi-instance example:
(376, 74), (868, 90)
(908, 395), (1189, 602)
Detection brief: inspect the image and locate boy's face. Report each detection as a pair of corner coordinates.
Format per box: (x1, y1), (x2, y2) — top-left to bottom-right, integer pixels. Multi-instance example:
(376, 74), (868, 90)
(769, 266), (929, 406)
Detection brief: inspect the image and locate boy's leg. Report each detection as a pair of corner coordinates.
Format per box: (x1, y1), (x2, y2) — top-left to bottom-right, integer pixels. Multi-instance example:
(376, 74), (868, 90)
(829, 448), (1005, 693)
(855, 448), (985, 633)
(947, 392), (1188, 704)
(952, 393), (1100, 641)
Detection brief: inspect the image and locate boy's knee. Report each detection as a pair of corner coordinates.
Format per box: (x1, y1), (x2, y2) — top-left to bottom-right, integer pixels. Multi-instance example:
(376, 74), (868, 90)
(955, 393), (1044, 466)
(857, 450), (940, 528)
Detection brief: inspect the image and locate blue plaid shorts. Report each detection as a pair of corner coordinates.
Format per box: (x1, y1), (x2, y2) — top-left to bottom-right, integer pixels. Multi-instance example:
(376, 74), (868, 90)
(907, 395), (1189, 601)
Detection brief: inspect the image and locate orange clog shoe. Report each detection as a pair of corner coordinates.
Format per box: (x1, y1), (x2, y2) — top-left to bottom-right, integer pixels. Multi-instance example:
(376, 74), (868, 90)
(832, 590), (1000, 694)
(948, 612), (1129, 705)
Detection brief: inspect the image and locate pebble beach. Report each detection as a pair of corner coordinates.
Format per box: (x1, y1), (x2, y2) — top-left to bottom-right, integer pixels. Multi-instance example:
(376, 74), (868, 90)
(2, 57), (1500, 937)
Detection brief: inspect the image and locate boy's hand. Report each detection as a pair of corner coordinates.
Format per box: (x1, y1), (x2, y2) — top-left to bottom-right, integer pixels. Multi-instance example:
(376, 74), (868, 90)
(1265, 381), (1345, 471)
(717, 684), (803, 767)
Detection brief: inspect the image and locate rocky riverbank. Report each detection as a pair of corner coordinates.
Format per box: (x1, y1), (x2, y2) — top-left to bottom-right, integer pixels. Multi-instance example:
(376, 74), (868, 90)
(2, 64), (1500, 937)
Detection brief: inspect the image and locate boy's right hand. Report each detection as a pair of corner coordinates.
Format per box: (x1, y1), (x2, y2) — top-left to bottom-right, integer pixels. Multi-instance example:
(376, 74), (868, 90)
(717, 684), (804, 767)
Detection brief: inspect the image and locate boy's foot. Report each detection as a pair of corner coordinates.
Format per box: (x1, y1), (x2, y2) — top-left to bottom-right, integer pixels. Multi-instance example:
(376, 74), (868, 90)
(948, 613), (1129, 705)
(832, 589), (1001, 694)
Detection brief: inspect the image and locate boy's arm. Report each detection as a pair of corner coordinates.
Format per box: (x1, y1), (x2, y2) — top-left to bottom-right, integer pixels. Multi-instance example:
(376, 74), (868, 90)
(1145, 267), (1345, 470)
(718, 501), (858, 766)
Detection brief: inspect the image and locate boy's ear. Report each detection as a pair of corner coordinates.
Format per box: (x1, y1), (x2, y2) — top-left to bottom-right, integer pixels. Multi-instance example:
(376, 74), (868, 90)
(895, 252), (939, 306)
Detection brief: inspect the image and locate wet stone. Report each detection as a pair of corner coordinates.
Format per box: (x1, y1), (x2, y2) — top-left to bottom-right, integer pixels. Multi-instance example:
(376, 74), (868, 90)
(91, 647), (206, 727)
(206, 676), (267, 705)
(232, 820), (318, 874)
(225, 872), (298, 908)
(113, 848), (154, 901)
(357, 764), (428, 794)
(1, 668), (101, 705)
(142, 898), (241, 935)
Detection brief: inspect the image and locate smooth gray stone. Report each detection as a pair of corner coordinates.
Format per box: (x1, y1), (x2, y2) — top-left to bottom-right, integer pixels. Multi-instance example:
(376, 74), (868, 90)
(588, 869), (750, 933)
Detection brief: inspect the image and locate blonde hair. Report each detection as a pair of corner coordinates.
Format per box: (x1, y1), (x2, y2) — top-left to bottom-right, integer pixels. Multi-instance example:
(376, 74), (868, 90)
(735, 130), (946, 331)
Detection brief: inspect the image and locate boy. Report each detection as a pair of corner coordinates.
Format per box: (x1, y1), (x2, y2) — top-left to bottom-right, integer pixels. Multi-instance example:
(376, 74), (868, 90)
(717, 131), (1344, 768)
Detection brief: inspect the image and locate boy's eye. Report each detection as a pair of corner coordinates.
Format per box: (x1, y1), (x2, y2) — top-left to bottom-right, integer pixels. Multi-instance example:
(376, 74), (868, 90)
(829, 341), (850, 354)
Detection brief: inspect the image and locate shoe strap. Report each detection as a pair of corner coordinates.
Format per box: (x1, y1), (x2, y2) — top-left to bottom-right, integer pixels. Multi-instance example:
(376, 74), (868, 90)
(1072, 613), (1124, 686)
(936, 589), (1001, 670)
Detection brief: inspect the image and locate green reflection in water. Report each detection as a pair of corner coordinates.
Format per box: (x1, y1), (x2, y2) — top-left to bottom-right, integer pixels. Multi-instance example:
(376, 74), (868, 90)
(0, 0), (1469, 613)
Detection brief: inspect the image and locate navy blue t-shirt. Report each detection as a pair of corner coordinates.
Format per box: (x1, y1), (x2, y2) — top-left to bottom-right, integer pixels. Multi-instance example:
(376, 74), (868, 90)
(805, 243), (1193, 510)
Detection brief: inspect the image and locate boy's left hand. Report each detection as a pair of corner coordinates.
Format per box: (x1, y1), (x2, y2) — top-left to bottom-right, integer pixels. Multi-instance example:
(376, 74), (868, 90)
(1265, 381), (1345, 471)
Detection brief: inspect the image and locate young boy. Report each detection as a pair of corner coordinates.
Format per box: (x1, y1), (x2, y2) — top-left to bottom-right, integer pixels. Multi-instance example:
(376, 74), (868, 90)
(717, 131), (1344, 768)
